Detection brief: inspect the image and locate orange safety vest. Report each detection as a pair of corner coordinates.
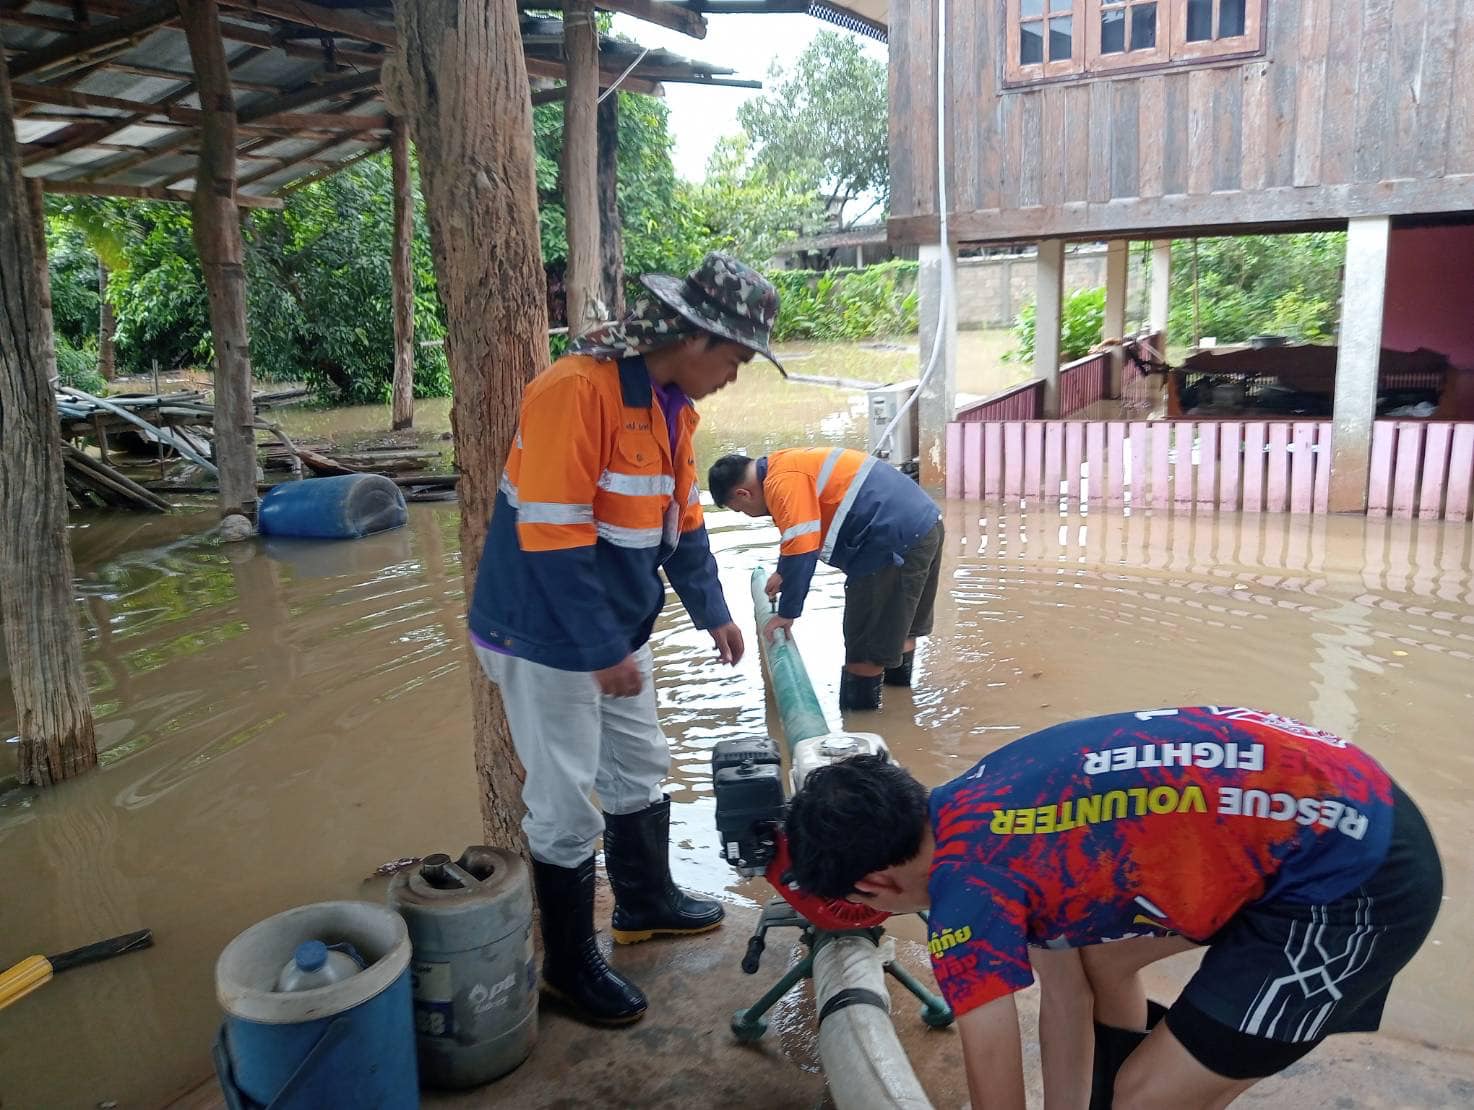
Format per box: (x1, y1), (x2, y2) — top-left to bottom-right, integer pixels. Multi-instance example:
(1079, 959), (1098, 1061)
(764, 447), (878, 561)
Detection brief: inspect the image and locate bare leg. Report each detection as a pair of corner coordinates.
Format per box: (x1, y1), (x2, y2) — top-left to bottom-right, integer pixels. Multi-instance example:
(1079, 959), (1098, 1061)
(843, 661), (884, 677)
(1113, 1022), (1258, 1110)
(1081, 934), (1199, 1030)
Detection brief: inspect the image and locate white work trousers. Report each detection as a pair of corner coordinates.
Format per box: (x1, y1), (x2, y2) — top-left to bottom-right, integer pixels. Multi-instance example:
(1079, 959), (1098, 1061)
(473, 642), (669, 867)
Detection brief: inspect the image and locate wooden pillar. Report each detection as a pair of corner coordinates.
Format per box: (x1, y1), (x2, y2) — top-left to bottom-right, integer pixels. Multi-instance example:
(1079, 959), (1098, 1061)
(389, 0), (548, 850)
(98, 260), (116, 380)
(1149, 239), (1171, 335)
(0, 66), (98, 786)
(596, 91), (624, 320)
(390, 116), (415, 431)
(916, 242), (957, 488)
(1104, 239), (1129, 397)
(1329, 217), (1391, 514)
(561, 0), (601, 336)
(179, 0), (258, 519)
(1036, 238), (1065, 419)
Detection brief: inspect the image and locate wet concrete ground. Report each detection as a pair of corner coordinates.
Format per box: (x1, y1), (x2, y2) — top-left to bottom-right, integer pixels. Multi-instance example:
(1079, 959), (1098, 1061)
(162, 896), (1474, 1110)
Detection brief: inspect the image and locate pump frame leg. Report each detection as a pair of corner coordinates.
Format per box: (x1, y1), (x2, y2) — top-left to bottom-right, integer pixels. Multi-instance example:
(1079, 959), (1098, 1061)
(884, 958), (954, 1028)
(731, 951), (815, 1042)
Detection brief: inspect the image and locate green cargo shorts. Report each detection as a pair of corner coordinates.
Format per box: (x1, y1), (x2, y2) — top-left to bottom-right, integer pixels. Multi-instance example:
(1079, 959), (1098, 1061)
(842, 520), (944, 668)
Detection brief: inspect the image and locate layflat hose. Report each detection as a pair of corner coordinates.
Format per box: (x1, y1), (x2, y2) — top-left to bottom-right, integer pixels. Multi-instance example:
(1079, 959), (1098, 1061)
(813, 935), (933, 1110)
(750, 567), (830, 750)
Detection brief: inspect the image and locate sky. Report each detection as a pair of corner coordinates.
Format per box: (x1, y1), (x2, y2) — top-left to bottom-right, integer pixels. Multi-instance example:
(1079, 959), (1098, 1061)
(609, 13), (887, 184)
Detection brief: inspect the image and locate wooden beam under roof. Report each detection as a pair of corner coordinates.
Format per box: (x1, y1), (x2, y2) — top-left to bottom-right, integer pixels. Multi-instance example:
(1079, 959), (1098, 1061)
(519, 0), (707, 38)
(8, 0), (180, 78)
(234, 67), (381, 123)
(41, 177), (286, 207)
(216, 0), (396, 47)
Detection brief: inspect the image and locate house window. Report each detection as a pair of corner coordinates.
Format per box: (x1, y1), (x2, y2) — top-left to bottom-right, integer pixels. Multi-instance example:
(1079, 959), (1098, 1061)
(1005, 0), (1262, 84)
(1009, 0), (1084, 80)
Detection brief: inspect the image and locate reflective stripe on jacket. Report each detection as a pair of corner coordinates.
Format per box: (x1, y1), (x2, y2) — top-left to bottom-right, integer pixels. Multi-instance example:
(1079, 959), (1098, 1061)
(762, 447), (940, 619)
(469, 355), (729, 671)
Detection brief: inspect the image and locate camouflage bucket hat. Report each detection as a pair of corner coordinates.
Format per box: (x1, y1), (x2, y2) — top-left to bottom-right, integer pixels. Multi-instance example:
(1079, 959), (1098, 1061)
(641, 252), (785, 374)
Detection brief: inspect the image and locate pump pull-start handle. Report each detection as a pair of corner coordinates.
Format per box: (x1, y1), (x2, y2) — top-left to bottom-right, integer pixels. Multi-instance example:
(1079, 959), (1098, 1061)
(763, 831), (891, 931)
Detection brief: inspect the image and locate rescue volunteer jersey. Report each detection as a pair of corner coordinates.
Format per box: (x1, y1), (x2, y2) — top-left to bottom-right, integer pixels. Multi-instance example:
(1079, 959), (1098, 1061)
(925, 707), (1396, 1017)
(468, 355), (729, 672)
(760, 447), (940, 618)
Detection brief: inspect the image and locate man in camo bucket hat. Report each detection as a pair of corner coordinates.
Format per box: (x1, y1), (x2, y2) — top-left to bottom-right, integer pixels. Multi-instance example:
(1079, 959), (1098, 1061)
(573, 251), (785, 373)
(465, 253), (779, 1027)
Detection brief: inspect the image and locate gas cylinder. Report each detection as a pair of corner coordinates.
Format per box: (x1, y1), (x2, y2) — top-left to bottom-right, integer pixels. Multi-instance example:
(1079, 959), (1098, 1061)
(388, 847), (536, 1088)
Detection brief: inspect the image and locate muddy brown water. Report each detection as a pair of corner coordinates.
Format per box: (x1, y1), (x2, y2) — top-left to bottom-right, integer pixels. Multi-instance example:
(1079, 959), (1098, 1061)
(3, 364), (1472, 1105)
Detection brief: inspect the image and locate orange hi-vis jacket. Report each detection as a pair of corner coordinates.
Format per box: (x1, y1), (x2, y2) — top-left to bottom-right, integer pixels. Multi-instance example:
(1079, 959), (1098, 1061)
(762, 447), (940, 619)
(469, 355), (730, 671)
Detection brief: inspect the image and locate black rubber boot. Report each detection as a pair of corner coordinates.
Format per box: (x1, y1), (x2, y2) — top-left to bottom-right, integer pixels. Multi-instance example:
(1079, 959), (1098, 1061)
(603, 795), (725, 945)
(1088, 1000), (1168, 1110)
(838, 669), (884, 710)
(883, 650), (915, 687)
(531, 857), (647, 1025)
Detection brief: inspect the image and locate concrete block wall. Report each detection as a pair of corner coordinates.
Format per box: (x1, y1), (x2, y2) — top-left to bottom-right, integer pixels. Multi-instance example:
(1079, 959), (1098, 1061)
(955, 247), (1148, 330)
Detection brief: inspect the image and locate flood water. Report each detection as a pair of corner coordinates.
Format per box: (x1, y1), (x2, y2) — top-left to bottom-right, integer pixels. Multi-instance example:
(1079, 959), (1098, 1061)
(3, 351), (1472, 1106)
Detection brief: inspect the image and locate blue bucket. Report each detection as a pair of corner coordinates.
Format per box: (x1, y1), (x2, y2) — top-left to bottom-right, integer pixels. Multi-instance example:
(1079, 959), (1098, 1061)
(214, 901), (418, 1110)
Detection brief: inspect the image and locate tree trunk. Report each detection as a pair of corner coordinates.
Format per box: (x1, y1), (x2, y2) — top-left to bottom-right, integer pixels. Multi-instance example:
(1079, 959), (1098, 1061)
(596, 91), (625, 320)
(0, 71), (98, 786)
(179, 0), (259, 519)
(98, 260), (117, 381)
(386, 0), (549, 850)
(560, 0), (601, 335)
(390, 116), (415, 431)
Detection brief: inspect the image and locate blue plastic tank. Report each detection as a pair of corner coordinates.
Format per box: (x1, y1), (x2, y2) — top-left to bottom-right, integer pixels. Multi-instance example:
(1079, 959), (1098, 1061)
(214, 901), (418, 1109)
(258, 474), (408, 540)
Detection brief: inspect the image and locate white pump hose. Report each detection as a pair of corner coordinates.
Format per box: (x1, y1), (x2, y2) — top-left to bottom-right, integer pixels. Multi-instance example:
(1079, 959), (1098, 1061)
(813, 933), (934, 1109)
(873, 0), (951, 464)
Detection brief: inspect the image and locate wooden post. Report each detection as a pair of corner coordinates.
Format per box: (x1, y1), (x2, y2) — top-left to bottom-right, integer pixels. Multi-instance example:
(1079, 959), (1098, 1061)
(179, 0), (258, 519)
(916, 242), (957, 487)
(0, 66), (98, 786)
(1149, 239), (1171, 335)
(1329, 217), (1391, 514)
(561, 0), (601, 336)
(1035, 238), (1065, 419)
(390, 116), (415, 431)
(98, 259), (116, 380)
(1104, 239), (1129, 397)
(388, 0), (549, 849)
(596, 91), (624, 320)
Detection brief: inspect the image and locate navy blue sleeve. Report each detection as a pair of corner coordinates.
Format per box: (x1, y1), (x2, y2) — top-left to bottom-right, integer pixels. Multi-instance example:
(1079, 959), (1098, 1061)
(664, 524), (733, 630)
(523, 547), (630, 671)
(776, 550), (820, 618)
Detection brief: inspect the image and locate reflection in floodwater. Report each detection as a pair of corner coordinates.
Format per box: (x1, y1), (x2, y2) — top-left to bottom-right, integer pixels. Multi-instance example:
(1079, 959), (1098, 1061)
(0, 501), (1470, 1107)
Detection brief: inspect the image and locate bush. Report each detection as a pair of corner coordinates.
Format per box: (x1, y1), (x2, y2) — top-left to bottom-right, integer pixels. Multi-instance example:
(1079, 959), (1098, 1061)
(767, 261), (919, 342)
(1007, 286), (1107, 364)
(55, 337), (107, 395)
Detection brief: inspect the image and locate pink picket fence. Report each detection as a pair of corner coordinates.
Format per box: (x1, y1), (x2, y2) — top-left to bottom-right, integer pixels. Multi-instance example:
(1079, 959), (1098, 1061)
(1369, 421), (1474, 520)
(943, 418), (1474, 520)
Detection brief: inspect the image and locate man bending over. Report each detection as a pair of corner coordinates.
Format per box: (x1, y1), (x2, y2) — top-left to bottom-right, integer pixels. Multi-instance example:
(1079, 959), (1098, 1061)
(783, 707), (1442, 1109)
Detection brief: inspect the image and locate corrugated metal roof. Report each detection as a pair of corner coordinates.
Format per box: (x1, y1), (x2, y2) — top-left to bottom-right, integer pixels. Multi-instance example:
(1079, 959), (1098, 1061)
(4, 1), (758, 205)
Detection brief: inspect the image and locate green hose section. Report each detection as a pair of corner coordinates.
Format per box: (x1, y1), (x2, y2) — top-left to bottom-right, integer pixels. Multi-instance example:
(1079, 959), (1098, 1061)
(751, 566), (832, 752)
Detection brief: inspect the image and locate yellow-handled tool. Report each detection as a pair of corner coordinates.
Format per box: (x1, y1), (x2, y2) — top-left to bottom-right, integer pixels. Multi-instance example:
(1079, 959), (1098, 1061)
(0, 929), (153, 1010)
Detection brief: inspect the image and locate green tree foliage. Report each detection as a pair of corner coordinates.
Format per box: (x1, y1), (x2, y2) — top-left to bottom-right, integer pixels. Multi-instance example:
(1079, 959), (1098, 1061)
(685, 135), (822, 265)
(1008, 287), (1108, 364)
(737, 31), (888, 229)
(1165, 233), (1345, 347)
(244, 154), (449, 403)
(767, 261), (918, 341)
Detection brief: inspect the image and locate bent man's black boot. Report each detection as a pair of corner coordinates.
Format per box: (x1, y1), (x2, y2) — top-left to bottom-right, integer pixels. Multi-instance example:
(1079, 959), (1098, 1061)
(839, 668), (884, 710)
(884, 650), (916, 687)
